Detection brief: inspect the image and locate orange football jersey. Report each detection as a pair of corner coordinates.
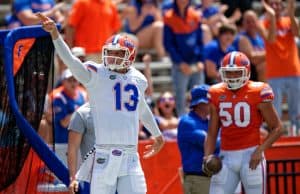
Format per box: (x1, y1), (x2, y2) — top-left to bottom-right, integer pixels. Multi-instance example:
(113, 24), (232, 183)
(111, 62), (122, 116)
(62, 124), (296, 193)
(208, 81), (274, 150)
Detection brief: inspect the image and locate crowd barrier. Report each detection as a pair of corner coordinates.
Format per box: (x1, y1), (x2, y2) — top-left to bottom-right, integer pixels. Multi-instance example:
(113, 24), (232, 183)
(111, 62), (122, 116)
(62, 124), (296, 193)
(1, 137), (299, 194)
(139, 137), (300, 194)
(139, 140), (183, 194)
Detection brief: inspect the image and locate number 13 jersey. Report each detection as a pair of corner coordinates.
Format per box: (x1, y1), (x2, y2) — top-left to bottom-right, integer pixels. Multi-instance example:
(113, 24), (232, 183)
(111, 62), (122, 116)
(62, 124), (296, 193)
(84, 63), (148, 145)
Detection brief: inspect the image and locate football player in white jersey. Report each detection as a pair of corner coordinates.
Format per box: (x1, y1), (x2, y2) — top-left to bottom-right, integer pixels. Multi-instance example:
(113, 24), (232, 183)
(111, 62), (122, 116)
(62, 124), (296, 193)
(37, 13), (164, 194)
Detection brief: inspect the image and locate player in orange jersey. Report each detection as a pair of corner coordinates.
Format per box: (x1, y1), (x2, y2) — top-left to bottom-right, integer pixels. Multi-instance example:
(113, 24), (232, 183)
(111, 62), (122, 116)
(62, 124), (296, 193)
(204, 51), (284, 194)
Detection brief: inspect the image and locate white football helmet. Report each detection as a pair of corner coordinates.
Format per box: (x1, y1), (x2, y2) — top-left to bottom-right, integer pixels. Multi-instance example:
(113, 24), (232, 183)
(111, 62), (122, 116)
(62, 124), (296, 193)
(102, 34), (136, 71)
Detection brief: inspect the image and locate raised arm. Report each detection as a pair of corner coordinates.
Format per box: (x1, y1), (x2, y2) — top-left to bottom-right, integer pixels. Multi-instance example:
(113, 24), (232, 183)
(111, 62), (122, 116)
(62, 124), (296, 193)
(258, 0), (276, 43)
(36, 13), (91, 84)
(238, 36), (265, 65)
(287, 0), (299, 36)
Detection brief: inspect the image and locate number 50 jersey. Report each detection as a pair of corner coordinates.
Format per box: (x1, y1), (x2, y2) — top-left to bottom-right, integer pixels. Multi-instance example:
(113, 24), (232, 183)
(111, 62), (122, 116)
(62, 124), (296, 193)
(208, 81), (274, 151)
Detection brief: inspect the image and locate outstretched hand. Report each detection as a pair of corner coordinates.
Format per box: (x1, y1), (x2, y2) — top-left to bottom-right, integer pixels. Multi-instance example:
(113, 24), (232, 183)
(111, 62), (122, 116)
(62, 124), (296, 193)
(143, 135), (164, 159)
(36, 12), (59, 39)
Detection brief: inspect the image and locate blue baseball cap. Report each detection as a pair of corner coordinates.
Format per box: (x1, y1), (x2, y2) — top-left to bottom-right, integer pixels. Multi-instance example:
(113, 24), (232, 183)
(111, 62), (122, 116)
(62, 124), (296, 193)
(189, 84), (209, 108)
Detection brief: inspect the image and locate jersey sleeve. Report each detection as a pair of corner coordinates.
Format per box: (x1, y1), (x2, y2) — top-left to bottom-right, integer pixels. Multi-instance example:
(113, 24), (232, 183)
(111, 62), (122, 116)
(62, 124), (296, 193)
(52, 36), (91, 84)
(207, 87), (218, 107)
(134, 68), (148, 93)
(139, 78), (148, 94)
(68, 110), (85, 134)
(138, 96), (162, 137)
(81, 62), (101, 88)
(259, 83), (274, 103)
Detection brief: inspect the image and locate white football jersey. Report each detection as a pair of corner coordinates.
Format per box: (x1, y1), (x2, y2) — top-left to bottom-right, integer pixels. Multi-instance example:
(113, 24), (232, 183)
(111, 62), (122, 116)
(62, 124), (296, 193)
(84, 63), (147, 145)
(53, 36), (161, 146)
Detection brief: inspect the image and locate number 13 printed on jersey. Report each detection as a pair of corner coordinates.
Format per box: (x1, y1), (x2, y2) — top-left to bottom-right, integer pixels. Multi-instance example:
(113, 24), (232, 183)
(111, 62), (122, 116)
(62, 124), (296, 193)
(113, 82), (139, 111)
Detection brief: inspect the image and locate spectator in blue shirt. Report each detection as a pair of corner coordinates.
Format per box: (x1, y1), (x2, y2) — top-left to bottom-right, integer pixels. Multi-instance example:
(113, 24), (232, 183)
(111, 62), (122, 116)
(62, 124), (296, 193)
(177, 84), (220, 194)
(204, 23), (236, 85)
(9, 0), (64, 28)
(52, 69), (86, 165)
(196, 0), (227, 38)
(163, 0), (205, 116)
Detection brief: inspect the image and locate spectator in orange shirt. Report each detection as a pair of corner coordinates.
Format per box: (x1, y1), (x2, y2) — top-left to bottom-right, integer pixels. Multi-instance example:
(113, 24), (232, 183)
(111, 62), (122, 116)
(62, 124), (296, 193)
(258, 0), (300, 134)
(65, 0), (121, 63)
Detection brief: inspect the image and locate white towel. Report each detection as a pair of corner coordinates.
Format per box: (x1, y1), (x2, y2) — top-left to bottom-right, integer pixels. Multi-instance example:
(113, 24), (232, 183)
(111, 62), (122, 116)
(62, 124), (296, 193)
(76, 149), (95, 182)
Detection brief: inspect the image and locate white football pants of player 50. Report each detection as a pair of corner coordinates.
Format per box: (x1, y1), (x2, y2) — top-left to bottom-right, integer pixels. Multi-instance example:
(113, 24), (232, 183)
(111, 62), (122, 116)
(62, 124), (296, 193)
(76, 144), (146, 194)
(209, 146), (266, 194)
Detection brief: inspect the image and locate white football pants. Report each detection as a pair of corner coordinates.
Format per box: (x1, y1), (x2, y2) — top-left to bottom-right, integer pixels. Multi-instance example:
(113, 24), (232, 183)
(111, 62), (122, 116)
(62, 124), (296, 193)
(209, 146), (266, 194)
(87, 145), (146, 194)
